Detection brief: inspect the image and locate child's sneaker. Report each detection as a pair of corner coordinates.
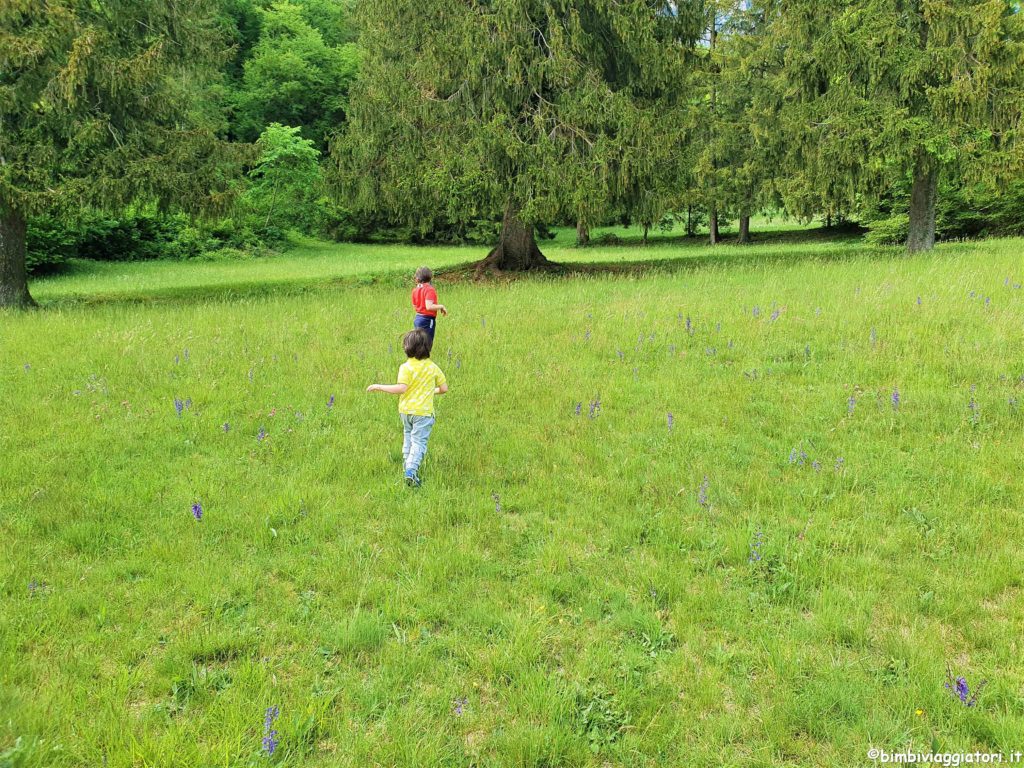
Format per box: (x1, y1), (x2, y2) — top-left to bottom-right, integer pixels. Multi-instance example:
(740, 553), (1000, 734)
(404, 470), (421, 488)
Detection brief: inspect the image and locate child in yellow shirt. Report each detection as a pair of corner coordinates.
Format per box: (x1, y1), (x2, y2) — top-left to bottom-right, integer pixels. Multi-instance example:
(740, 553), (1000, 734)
(366, 329), (448, 487)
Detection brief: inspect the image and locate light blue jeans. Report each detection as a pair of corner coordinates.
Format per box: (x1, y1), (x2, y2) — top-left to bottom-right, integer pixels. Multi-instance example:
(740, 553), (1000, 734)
(401, 414), (435, 473)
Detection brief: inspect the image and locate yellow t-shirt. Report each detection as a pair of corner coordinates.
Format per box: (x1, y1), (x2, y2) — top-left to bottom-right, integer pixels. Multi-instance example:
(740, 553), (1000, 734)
(398, 358), (447, 416)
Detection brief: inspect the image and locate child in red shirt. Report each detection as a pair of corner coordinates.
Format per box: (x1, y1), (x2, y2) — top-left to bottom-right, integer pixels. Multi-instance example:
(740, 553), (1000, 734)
(411, 266), (447, 344)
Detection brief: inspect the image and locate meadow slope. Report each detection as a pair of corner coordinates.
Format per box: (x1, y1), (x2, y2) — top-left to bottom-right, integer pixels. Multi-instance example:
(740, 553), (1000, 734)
(2, 237), (1023, 767)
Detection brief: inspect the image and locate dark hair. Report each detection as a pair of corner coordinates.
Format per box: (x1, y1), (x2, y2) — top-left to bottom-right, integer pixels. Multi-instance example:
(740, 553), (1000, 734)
(403, 328), (432, 359)
(414, 266), (433, 284)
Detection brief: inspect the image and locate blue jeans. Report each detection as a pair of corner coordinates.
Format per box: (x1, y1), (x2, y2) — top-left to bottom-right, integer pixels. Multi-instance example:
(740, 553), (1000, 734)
(401, 414), (435, 473)
(413, 314), (436, 344)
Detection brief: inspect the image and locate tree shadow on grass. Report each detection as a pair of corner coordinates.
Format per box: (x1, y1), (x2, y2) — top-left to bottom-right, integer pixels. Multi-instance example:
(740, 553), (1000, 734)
(442, 234), (898, 284)
(32, 228), (900, 307)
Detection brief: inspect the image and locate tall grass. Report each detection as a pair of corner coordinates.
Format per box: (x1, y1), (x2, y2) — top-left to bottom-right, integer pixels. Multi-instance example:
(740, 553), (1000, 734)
(2, 237), (1023, 766)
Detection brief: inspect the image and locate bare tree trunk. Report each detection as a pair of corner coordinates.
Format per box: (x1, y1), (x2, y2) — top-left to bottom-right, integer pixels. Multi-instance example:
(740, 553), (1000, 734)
(0, 204), (35, 309)
(479, 201), (550, 272)
(738, 213), (751, 244)
(826, 212), (833, 229)
(576, 218), (589, 247)
(686, 205), (695, 237)
(907, 151), (938, 253)
(642, 224), (649, 245)
(709, 207), (720, 246)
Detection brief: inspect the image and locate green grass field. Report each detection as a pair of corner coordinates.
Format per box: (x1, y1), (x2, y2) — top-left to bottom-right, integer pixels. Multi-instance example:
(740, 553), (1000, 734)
(3, 234), (1024, 767)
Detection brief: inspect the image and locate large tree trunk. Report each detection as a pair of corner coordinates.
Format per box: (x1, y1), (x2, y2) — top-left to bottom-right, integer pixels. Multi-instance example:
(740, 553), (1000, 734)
(738, 213), (751, 244)
(709, 207), (720, 246)
(576, 218), (589, 247)
(907, 152), (938, 253)
(0, 205), (35, 309)
(479, 202), (550, 272)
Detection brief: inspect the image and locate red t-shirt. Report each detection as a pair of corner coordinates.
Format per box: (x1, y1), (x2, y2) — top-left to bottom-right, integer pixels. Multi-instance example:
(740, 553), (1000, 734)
(412, 284), (438, 317)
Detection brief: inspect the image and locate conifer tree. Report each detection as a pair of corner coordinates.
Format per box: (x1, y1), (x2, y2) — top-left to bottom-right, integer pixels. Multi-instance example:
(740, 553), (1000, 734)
(334, 1), (700, 270)
(766, 0), (1024, 251)
(0, 1), (236, 308)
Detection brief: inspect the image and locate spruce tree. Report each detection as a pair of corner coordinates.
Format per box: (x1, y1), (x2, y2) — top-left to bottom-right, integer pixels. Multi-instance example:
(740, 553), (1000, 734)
(0, 1), (236, 308)
(334, 1), (700, 270)
(766, 0), (1024, 252)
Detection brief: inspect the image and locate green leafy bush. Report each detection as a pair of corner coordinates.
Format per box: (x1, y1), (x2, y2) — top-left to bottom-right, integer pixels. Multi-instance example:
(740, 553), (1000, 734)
(864, 214), (909, 246)
(25, 210), (278, 274)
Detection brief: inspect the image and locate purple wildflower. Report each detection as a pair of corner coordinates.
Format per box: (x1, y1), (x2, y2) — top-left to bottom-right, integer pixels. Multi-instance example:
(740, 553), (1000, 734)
(588, 395), (601, 418)
(749, 531), (764, 563)
(184, 398), (192, 411)
(870, 327), (877, 345)
(685, 316), (693, 335)
(804, 344), (811, 359)
(667, 412), (674, 430)
(174, 398), (184, 417)
(812, 460), (821, 472)
(848, 394), (856, 415)
(191, 502), (203, 521)
(769, 308), (781, 322)
(174, 355), (180, 365)
(945, 668), (986, 707)
(985, 296), (991, 306)
(834, 456), (845, 471)
(257, 427), (267, 442)
(262, 705), (280, 755)
(916, 296), (922, 306)
(716, 322), (722, 332)
(453, 697), (468, 716)
(585, 329), (591, 341)
(752, 306), (761, 318)
(456, 358), (462, 369)
(23, 363), (30, 371)
(968, 395), (980, 424)
(697, 476), (710, 509)
(481, 317), (486, 328)
(223, 422), (231, 432)
(574, 402), (582, 416)
(327, 395), (335, 409)
(248, 369), (254, 383)
(892, 387), (901, 410)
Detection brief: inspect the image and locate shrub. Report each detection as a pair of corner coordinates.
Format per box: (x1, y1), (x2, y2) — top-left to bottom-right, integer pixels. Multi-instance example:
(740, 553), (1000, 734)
(864, 214), (909, 246)
(26, 216), (78, 273)
(24, 209), (281, 274)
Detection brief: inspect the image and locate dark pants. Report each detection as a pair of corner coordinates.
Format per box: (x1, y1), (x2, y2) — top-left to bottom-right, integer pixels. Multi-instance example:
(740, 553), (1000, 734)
(413, 314), (436, 344)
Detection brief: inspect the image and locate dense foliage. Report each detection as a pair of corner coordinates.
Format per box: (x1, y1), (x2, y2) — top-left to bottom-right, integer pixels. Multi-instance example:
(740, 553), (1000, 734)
(3, 0), (1023, 302)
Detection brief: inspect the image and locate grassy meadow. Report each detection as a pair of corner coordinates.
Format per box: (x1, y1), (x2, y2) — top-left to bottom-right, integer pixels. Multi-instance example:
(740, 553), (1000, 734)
(3, 233), (1024, 766)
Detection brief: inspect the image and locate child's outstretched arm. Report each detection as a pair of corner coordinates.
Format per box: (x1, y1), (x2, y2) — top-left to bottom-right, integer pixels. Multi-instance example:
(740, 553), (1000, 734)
(366, 383), (408, 394)
(425, 298), (448, 316)
(435, 383), (448, 395)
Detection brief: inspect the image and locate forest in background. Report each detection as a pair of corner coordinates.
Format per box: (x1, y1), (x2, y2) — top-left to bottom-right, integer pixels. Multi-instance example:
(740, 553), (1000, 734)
(2, 1), (1023, 298)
